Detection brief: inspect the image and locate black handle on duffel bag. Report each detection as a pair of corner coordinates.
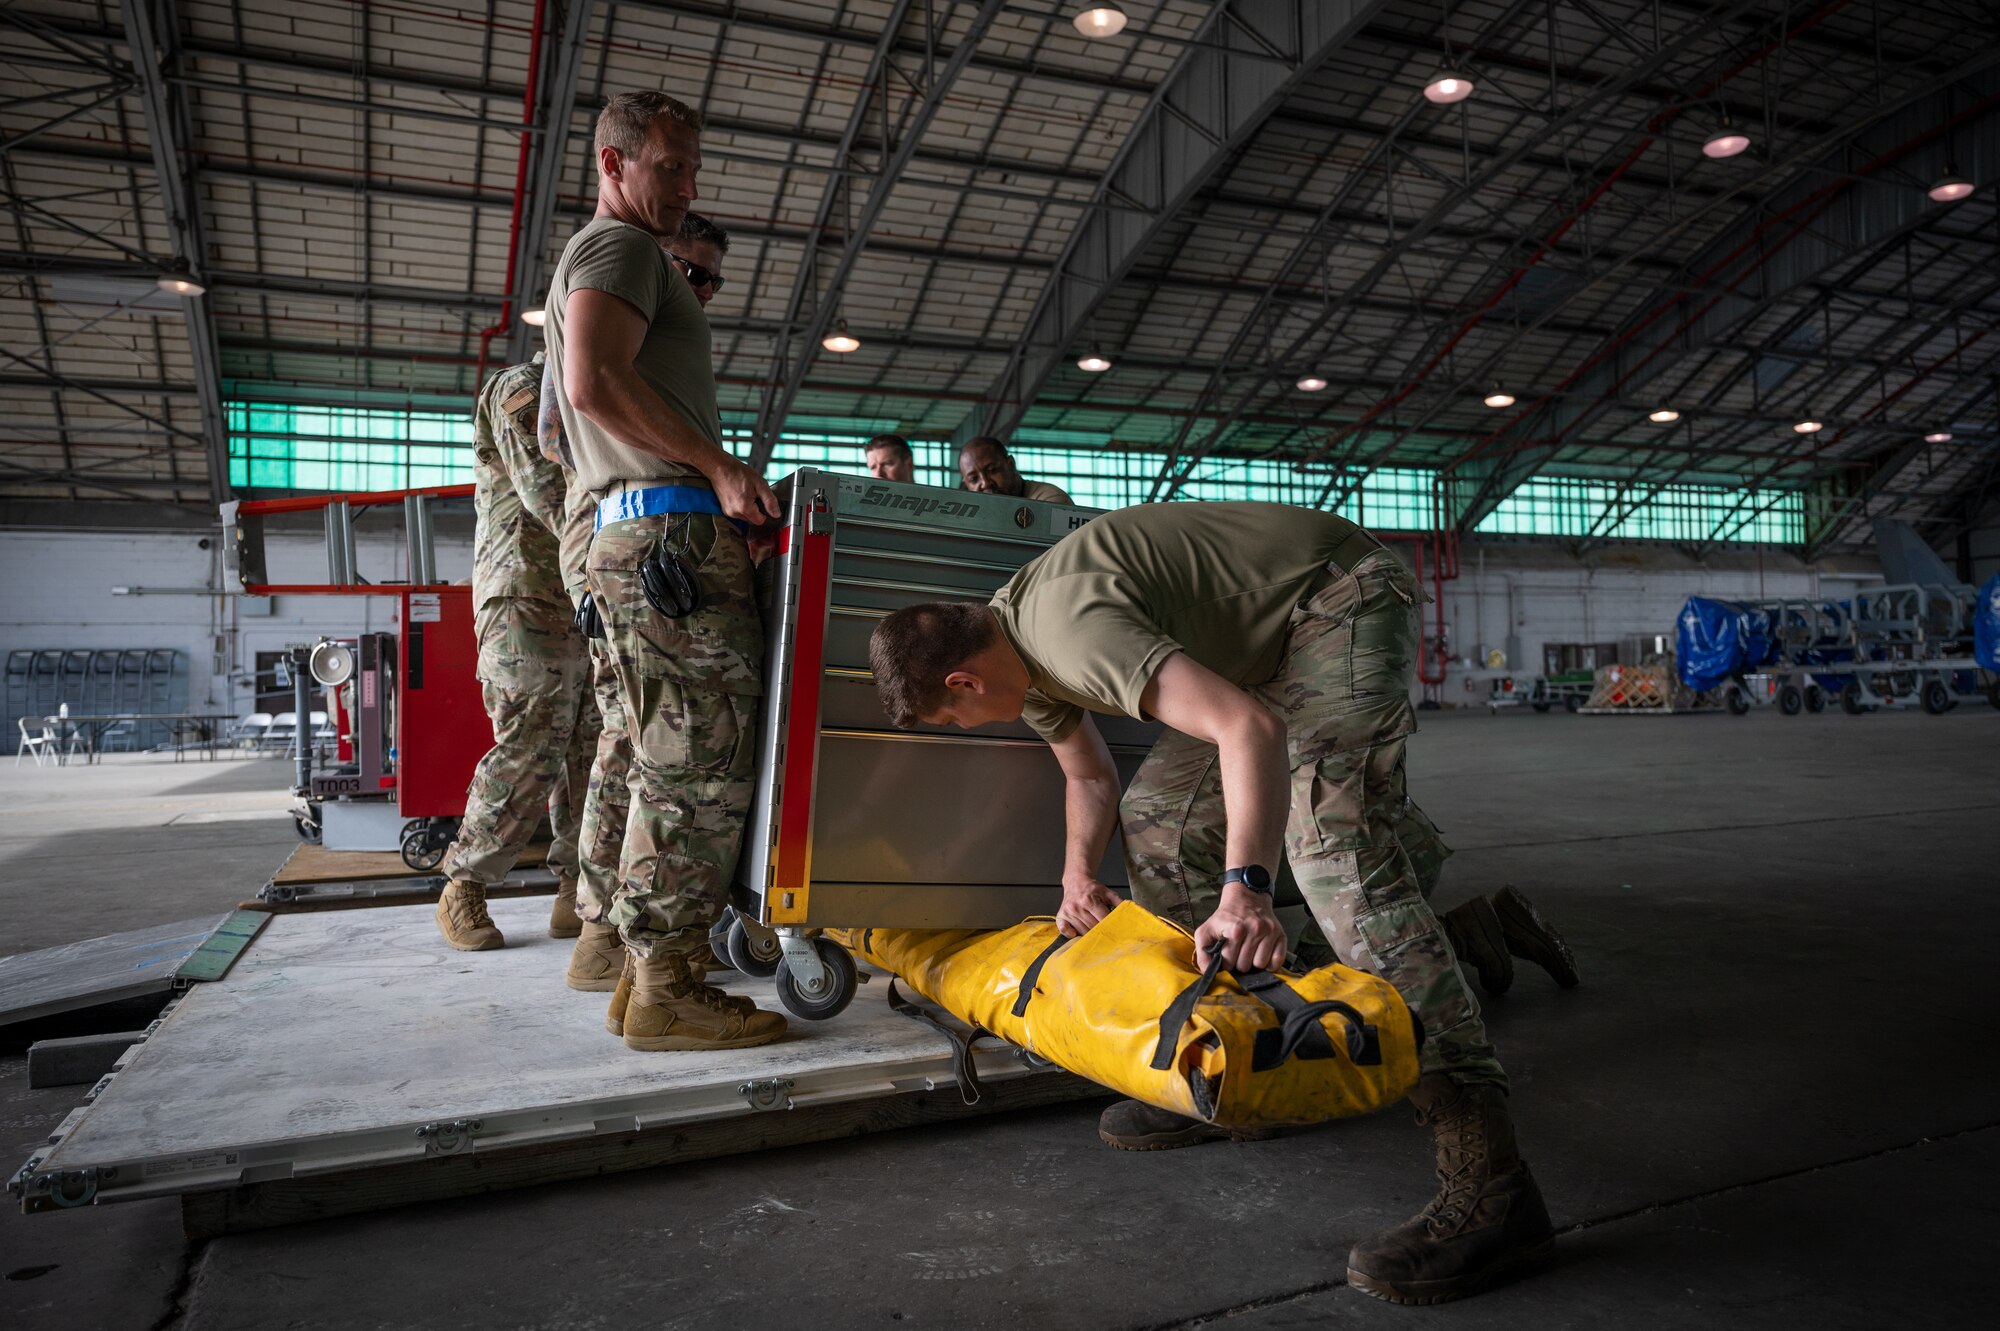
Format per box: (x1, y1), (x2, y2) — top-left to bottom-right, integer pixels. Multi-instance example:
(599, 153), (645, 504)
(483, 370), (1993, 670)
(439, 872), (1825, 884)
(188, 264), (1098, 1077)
(1148, 943), (1381, 1073)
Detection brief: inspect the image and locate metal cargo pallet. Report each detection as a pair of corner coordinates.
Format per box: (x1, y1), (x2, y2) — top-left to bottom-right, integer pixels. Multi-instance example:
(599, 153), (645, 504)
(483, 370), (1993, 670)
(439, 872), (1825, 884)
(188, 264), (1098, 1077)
(721, 470), (1158, 1019)
(9, 897), (1089, 1237)
(0, 910), (266, 1028)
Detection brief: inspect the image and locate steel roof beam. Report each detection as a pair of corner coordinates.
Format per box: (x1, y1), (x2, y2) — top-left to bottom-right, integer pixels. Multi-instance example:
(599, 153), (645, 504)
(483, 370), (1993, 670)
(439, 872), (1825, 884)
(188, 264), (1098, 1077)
(505, 0), (597, 364)
(950, 0), (1391, 447)
(609, 0), (1157, 97)
(748, 0), (1011, 467)
(1444, 69), (2000, 533)
(116, 0), (229, 504)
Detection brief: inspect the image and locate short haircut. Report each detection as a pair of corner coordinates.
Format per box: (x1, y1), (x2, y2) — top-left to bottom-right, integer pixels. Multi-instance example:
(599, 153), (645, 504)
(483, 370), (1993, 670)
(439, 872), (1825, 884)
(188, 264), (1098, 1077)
(866, 433), (912, 459)
(960, 435), (1009, 458)
(676, 211), (730, 253)
(596, 91), (702, 159)
(869, 602), (996, 728)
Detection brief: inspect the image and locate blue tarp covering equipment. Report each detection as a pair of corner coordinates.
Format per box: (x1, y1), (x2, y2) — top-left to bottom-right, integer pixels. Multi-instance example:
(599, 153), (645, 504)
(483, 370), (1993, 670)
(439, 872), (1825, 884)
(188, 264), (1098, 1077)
(1976, 574), (2000, 672)
(1676, 597), (1780, 691)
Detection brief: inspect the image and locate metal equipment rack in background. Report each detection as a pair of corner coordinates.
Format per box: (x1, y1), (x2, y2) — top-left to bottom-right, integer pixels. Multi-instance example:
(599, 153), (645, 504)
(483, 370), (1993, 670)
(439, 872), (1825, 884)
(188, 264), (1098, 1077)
(1708, 581), (1994, 717)
(223, 485), (494, 858)
(719, 470), (1158, 1022)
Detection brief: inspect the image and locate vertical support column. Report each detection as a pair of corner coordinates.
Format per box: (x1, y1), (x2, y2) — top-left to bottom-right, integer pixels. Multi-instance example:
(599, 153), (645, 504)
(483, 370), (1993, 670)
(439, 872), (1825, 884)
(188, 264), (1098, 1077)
(403, 493), (437, 585)
(324, 502), (357, 586)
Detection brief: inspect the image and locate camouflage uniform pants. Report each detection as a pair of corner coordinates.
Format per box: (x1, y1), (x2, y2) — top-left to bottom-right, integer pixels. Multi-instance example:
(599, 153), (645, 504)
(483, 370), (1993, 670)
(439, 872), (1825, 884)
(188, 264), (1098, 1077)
(586, 511), (763, 959)
(1119, 549), (1504, 1090)
(573, 636), (630, 922)
(560, 481), (626, 923)
(1123, 735), (1452, 958)
(440, 596), (589, 884)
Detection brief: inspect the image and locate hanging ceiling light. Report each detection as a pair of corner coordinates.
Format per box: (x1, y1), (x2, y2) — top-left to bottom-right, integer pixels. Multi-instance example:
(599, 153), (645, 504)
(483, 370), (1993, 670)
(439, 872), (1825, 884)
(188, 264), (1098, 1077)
(1296, 373), (1329, 392)
(1793, 419), (1823, 434)
(1076, 350), (1112, 373)
(1927, 169), (1974, 203)
(1924, 430), (1953, 443)
(519, 307), (545, 327)
(1483, 387), (1515, 408)
(1649, 408), (1680, 424)
(822, 319), (860, 354)
(1423, 63), (1475, 105)
(1072, 3), (1127, 39)
(156, 274), (205, 297)
(1703, 119), (1751, 159)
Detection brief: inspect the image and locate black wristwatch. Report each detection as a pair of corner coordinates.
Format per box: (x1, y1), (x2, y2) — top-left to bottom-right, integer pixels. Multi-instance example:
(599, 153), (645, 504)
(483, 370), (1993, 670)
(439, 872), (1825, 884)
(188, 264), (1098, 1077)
(1222, 865), (1273, 897)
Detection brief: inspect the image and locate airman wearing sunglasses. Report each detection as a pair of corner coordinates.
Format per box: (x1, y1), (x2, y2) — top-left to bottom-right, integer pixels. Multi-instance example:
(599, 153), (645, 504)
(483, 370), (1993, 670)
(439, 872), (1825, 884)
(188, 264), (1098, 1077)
(664, 212), (728, 309)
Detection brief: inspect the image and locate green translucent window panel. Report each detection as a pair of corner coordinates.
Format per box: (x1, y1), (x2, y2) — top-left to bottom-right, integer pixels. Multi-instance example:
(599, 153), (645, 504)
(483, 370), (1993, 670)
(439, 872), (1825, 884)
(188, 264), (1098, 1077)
(228, 401), (475, 492)
(1476, 477), (1803, 544)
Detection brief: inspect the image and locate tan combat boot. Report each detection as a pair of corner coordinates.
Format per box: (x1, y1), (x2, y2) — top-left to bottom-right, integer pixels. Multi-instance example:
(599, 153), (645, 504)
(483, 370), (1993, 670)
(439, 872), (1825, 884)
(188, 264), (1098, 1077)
(1441, 896), (1514, 996)
(434, 879), (503, 951)
(603, 952), (633, 1035)
(1346, 1074), (1555, 1304)
(621, 952), (787, 1052)
(565, 921), (624, 992)
(605, 948), (752, 1035)
(548, 875), (582, 939)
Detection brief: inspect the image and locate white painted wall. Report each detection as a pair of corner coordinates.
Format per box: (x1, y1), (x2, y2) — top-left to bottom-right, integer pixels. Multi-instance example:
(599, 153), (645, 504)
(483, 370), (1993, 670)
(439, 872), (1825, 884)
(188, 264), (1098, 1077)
(0, 526), (472, 727)
(0, 519), (1909, 732)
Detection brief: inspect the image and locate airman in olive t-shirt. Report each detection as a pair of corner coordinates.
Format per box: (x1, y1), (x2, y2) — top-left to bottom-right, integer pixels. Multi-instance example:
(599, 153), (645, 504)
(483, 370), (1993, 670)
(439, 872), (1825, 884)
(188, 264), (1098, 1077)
(867, 500), (1555, 1304)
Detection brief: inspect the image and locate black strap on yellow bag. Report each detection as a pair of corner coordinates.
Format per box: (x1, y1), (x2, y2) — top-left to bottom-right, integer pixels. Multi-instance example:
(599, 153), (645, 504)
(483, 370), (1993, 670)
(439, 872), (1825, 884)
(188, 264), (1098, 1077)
(1150, 943), (1388, 1073)
(886, 981), (989, 1107)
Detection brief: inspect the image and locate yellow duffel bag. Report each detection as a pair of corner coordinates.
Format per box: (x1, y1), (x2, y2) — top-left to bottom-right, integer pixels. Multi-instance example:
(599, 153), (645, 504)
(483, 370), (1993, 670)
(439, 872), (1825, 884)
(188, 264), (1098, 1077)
(830, 900), (1422, 1129)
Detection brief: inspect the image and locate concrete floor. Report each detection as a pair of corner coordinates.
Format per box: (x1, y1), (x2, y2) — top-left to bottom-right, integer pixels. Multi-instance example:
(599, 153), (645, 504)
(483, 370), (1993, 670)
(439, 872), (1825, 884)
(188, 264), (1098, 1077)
(1, 708), (1996, 1328)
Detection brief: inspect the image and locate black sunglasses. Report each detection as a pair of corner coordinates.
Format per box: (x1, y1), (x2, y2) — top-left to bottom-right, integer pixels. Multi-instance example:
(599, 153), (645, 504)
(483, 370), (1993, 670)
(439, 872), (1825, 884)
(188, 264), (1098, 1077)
(666, 252), (725, 293)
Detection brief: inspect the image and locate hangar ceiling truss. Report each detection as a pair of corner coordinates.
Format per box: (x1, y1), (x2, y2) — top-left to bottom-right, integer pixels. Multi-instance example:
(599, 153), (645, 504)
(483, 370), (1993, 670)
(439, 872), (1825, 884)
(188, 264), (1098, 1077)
(0, 0), (1995, 551)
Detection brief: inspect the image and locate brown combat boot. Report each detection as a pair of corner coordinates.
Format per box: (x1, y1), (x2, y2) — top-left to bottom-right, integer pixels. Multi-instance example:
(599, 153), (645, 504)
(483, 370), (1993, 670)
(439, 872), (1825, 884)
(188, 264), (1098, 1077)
(621, 952), (787, 1052)
(1491, 887), (1580, 988)
(1441, 897), (1515, 996)
(434, 879), (503, 951)
(565, 921), (624, 992)
(1346, 1074), (1555, 1305)
(1098, 1100), (1276, 1150)
(548, 875), (582, 939)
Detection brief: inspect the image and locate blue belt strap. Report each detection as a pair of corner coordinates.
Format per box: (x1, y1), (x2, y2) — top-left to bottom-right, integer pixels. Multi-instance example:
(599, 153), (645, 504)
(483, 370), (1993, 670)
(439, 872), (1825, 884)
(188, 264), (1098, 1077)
(595, 484), (727, 530)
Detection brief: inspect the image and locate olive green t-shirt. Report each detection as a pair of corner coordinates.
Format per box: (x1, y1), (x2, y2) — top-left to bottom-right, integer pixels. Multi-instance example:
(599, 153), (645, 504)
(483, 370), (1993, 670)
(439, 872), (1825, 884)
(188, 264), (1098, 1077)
(544, 217), (721, 493)
(988, 503), (1372, 743)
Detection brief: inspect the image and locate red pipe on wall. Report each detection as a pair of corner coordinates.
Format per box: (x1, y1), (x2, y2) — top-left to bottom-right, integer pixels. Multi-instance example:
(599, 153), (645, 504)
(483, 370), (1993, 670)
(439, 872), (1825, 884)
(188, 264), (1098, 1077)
(471, 0), (549, 395)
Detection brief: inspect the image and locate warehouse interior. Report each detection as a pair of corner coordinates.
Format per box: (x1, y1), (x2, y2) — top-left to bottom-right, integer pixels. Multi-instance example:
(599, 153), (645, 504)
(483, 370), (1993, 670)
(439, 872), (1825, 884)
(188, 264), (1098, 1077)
(2, 1), (1997, 1327)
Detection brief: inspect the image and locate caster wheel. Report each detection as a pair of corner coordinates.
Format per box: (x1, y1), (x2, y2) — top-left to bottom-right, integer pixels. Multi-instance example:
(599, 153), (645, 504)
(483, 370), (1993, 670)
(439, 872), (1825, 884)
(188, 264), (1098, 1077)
(1804, 685), (1825, 714)
(723, 914), (783, 979)
(400, 818), (451, 872)
(1725, 686), (1750, 716)
(1989, 684), (2000, 711)
(1840, 683), (1872, 716)
(1564, 694), (1581, 713)
(1531, 701), (1551, 713)
(775, 937), (858, 1021)
(1778, 685), (1803, 716)
(1920, 680), (1951, 715)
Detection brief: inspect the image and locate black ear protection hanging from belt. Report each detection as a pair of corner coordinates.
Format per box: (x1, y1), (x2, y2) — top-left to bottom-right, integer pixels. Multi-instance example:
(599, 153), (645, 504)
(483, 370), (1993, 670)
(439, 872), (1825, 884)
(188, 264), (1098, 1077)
(639, 513), (704, 619)
(573, 590), (605, 640)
